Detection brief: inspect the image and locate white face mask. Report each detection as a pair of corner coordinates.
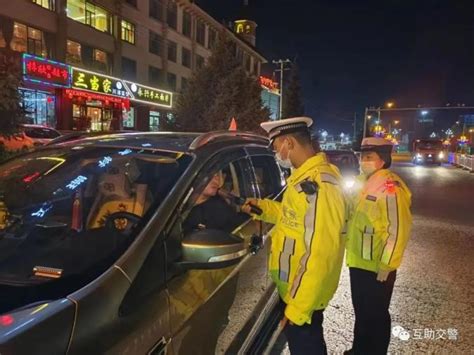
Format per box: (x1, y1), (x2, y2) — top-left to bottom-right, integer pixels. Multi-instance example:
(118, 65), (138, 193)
(360, 161), (379, 176)
(275, 141), (293, 169)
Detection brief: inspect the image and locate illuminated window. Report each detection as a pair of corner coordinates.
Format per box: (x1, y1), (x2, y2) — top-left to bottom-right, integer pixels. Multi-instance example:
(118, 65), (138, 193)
(181, 47), (191, 68)
(149, 111), (160, 131)
(32, 0), (55, 10)
(67, 0), (112, 34)
(11, 23), (47, 57)
(20, 88), (56, 127)
(93, 49), (108, 73)
(66, 40), (82, 65)
(123, 107), (135, 128)
(182, 11), (192, 37)
(196, 21), (206, 46)
(236, 24), (244, 33)
(166, 1), (177, 30)
(168, 40), (177, 62)
(121, 20), (135, 44)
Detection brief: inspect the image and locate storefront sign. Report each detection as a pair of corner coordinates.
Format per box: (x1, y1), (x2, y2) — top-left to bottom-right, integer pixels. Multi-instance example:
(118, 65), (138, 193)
(259, 76), (279, 94)
(65, 89), (130, 109)
(23, 54), (71, 88)
(72, 68), (128, 98)
(125, 81), (172, 108)
(72, 67), (173, 108)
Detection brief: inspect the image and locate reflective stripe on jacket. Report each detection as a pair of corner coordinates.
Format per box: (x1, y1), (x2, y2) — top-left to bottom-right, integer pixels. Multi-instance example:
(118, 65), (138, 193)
(346, 169), (412, 273)
(255, 153), (346, 325)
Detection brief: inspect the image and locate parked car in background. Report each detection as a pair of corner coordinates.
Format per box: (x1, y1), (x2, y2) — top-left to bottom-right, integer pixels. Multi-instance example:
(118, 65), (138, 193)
(0, 131), (285, 354)
(324, 150), (360, 189)
(22, 124), (61, 146)
(45, 130), (135, 146)
(0, 131), (34, 152)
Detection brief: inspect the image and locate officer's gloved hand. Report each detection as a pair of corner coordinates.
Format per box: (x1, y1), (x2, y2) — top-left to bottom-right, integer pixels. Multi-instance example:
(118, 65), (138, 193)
(241, 198), (259, 215)
(376, 269), (390, 282)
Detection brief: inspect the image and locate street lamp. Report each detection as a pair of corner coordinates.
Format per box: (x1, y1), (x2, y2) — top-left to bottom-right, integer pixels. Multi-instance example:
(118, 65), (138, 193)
(386, 102), (394, 109)
(421, 110), (429, 116)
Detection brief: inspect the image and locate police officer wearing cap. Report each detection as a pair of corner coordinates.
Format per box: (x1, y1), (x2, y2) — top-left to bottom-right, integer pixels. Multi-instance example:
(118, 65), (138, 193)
(242, 117), (347, 354)
(344, 137), (412, 355)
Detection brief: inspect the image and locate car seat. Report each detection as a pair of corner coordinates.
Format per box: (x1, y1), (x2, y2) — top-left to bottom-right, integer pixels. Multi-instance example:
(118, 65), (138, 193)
(87, 162), (152, 229)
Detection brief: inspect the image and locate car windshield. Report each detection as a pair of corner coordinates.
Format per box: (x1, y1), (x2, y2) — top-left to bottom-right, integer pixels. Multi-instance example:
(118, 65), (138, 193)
(325, 151), (359, 174)
(24, 127), (61, 139)
(416, 140), (442, 150)
(0, 145), (192, 312)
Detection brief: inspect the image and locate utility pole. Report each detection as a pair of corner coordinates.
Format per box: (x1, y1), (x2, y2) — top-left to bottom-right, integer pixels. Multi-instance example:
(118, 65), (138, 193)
(363, 107), (368, 138)
(353, 112), (357, 143)
(272, 59), (291, 119)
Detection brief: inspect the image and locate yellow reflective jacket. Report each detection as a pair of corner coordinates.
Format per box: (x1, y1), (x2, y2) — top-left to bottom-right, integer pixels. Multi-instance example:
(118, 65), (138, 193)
(254, 153), (346, 326)
(346, 169), (412, 273)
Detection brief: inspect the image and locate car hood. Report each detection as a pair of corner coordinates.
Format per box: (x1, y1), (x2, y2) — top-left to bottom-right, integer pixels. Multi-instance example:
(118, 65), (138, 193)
(0, 298), (75, 353)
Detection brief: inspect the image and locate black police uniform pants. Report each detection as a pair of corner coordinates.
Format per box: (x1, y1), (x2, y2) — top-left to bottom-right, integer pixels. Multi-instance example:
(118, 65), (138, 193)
(280, 301), (327, 355)
(349, 267), (397, 355)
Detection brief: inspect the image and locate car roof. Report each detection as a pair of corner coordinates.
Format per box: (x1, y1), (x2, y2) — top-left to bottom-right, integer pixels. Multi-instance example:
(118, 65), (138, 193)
(46, 131), (269, 153)
(22, 124), (57, 129)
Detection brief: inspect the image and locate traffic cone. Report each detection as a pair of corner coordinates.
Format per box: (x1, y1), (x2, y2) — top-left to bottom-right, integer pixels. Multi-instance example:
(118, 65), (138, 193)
(229, 117), (237, 131)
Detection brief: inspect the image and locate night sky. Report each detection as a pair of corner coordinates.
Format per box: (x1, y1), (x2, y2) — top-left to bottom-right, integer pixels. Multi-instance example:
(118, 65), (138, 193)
(196, 0), (474, 134)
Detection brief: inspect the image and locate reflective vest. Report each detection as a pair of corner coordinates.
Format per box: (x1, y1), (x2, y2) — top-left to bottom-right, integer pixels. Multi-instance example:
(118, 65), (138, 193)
(346, 169), (412, 273)
(255, 153), (346, 325)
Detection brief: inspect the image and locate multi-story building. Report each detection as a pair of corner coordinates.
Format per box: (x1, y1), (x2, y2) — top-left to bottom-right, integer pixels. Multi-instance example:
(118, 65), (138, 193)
(0, 0), (267, 132)
(259, 75), (280, 120)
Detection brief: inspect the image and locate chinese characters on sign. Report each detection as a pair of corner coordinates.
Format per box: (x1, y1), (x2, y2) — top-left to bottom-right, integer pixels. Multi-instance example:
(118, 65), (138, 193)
(259, 76), (279, 94)
(21, 55), (172, 108)
(23, 54), (71, 88)
(72, 69), (128, 98)
(125, 81), (172, 108)
(71, 68), (173, 108)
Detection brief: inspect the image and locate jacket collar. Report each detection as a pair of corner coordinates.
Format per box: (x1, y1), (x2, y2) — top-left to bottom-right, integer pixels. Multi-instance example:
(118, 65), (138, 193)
(288, 152), (328, 184)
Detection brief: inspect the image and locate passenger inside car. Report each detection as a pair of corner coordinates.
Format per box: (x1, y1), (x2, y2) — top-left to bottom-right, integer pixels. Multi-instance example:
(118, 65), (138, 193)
(183, 171), (249, 235)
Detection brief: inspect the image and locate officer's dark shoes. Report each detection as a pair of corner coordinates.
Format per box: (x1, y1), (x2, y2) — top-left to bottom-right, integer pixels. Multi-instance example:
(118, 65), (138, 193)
(343, 349), (354, 355)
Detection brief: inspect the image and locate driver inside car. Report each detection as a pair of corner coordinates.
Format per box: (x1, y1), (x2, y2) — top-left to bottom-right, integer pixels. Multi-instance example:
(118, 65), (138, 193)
(183, 171), (249, 235)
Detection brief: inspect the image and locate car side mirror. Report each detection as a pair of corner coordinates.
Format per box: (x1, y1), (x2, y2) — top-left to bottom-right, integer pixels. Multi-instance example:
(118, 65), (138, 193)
(178, 229), (248, 270)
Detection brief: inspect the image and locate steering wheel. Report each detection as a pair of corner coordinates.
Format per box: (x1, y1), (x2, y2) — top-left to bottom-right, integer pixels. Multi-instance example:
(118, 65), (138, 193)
(105, 212), (141, 235)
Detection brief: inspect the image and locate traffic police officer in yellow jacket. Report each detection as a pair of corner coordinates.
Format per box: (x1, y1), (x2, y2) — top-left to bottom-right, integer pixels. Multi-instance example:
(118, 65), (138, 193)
(344, 137), (412, 355)
(243, 117), (346, 355)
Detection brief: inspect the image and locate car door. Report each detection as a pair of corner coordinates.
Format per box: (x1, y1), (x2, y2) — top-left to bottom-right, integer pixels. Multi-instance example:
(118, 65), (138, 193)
(164, 147), (271, 354)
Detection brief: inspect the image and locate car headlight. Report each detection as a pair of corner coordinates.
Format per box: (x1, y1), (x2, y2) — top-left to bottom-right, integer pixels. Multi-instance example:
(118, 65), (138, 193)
(438, 152), (444, 159)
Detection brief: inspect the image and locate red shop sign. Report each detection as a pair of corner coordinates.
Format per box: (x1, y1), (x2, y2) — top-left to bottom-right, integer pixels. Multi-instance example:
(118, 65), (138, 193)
(23, 54), (71, 88)
(65, 89), (130, 110)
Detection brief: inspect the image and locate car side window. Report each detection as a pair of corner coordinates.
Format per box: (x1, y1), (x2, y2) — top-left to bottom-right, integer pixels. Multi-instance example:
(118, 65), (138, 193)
(250, 155), (286, 198)
(165, 155), (253, 268)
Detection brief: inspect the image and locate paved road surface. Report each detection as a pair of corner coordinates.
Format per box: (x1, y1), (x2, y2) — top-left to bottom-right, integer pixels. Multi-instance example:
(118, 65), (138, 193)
(275, 160), (474, 354)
